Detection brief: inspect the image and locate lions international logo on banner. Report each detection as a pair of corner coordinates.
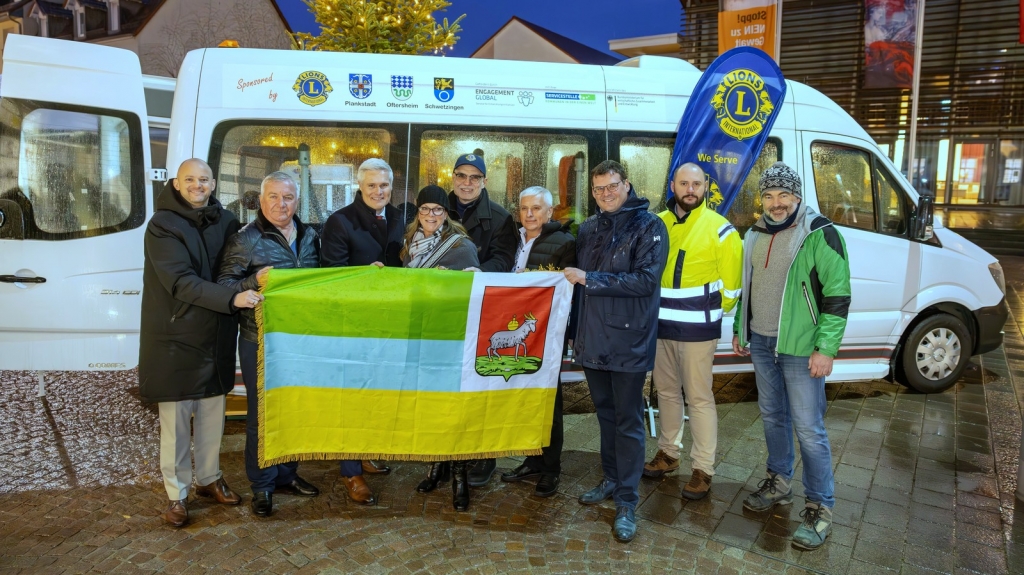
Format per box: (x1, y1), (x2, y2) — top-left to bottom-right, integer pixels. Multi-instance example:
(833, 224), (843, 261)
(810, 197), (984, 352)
(349, 74), (372, 99)
(710, 69), (773, 141)
(293, 71), (332, 107)
(391, 75), (413, 100)
(434, 77), (455, 102)
(666, 47), (786, 214)
(474, 287), (555, 381)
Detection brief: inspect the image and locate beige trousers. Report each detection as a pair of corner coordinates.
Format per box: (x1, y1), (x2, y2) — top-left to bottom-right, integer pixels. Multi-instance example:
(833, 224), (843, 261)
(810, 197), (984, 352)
(158, 395), (226, 501)
(652, 338), (719, 475)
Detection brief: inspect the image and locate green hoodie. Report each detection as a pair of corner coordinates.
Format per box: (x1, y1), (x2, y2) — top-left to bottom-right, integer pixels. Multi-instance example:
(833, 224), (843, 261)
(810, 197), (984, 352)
(734, 203), (851, 358)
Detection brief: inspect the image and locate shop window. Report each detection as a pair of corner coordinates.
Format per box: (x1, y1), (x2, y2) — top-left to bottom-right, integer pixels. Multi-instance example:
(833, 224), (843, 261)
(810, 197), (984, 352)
(10, 106), (138, 237)
(811, 143), (876, 232)
(417, 129), (589, 224)
(211, 123), (397, 225)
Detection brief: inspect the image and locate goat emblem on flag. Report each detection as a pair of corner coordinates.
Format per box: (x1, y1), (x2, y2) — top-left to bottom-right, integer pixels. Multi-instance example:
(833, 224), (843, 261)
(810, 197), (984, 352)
(474, 287), (554, 381)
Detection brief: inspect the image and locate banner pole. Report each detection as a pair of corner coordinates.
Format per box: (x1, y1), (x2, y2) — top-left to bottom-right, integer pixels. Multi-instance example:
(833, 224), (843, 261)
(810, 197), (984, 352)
(774, 0), (783, 63)
(907, 0), (927, 183)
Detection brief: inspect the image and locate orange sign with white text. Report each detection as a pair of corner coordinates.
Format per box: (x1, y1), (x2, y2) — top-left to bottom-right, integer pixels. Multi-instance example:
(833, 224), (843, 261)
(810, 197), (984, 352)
(718, 1), (778, 61)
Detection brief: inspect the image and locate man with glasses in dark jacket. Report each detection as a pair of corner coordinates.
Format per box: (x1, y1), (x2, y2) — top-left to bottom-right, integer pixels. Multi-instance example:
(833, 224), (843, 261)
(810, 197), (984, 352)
(218, 171), (324, 517)
(445, 152), (518, 486)
(564, 160), (668, 543)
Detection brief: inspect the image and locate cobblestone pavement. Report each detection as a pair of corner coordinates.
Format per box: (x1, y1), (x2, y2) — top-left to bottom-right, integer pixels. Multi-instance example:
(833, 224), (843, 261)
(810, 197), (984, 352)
(2, 257), (1024, 575)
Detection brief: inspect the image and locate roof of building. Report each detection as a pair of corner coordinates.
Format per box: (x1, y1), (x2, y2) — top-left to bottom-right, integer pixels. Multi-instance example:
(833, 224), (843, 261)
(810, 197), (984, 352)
(472, 16), (621, 66)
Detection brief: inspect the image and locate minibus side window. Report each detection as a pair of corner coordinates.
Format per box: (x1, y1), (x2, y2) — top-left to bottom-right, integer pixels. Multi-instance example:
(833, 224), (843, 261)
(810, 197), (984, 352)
(873, 162), (908, 236)
(811, 143), (877, 232)
(0, 99), (144, 240)
(150, 125), (168, 205)
(210, 123), (404, 226)
(616, 135), (778, 235)
(415, 129), (593, 224)
(620, 137), (673, 212)
(725, 141), (780, 235)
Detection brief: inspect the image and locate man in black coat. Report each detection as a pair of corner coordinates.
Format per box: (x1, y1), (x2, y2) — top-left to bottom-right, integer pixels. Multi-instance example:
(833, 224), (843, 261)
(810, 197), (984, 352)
(319, 158), (401, 480)
(501, 186), (576, 498)
(217, 171), (325, 517)
(139, 158), (262, 528)
(321, 158), (406, 268)
(445, 152), (518, 486)
(564, 160), (668, 543)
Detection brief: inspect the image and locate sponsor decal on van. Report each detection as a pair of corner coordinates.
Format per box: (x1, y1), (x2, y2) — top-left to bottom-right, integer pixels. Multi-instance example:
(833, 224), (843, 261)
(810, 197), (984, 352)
(434, 77), (455, 102)
(293, 71), (332, 107)
(710, 68), (773, 141)
(544, 92), (596, 103)
(391, 75), (413, 100)
(518, 91), (535, 106)
(349, 74), (372, 99)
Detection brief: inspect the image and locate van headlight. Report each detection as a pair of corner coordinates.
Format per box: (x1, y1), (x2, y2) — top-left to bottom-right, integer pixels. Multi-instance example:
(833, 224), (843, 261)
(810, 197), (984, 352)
(989, 262), (1006, 296)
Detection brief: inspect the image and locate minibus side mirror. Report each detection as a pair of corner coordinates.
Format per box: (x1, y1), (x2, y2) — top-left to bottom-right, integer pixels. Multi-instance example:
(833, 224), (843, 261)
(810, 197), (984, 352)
(910, 194), (934, 241)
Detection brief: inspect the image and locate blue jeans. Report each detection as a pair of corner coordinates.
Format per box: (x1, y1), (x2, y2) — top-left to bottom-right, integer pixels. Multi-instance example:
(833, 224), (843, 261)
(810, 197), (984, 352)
(748, 332), (835, 509)
(584, 368), (647, 511)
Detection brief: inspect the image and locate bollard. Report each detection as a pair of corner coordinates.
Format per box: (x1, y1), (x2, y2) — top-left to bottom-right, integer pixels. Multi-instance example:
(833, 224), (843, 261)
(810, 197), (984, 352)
(37, 371), (45, 397)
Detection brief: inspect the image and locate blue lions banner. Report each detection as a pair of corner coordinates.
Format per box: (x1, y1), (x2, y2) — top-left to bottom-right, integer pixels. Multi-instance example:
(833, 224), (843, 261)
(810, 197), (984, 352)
(666, 47), (787, 214)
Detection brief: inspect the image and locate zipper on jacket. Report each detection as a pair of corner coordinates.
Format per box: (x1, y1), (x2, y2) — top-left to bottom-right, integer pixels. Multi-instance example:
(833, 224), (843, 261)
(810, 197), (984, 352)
(802, 282), (818, 326)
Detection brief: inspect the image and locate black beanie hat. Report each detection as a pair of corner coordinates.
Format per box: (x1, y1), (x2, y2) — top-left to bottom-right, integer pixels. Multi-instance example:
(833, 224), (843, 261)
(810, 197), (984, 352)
(416, 185), (450, 210)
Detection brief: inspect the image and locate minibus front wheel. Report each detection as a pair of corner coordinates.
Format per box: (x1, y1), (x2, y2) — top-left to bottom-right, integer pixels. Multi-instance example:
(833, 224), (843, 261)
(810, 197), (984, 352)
(898, 313), (973, 394)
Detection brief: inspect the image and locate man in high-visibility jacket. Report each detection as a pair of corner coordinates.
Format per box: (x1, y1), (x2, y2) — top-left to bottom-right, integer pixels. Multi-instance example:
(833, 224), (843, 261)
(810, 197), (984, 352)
(643, 162), (742, 500)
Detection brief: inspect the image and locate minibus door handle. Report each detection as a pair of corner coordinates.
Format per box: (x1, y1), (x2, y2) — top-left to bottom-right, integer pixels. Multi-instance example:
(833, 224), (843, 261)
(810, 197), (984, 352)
(0, 275), (46, 283)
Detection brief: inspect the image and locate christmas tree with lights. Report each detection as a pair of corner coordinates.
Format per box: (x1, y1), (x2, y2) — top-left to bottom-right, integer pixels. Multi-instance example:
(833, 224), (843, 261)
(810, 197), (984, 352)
(295, 0), (464, 54)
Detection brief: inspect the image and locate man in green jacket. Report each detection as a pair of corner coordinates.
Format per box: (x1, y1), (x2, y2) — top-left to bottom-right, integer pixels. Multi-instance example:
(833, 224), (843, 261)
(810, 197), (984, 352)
(732, 162), (851, 551)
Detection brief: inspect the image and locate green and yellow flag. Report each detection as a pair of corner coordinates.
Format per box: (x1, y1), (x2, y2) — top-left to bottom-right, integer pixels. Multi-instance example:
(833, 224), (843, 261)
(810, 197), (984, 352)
(257, 267), (573, 465)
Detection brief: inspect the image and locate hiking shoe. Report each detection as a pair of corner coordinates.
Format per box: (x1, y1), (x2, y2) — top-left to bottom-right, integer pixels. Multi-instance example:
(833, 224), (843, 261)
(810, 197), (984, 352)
(681, 469), (712, 500)
(642, 450), (679, 478)
(792, 502), (832, 550)
(742, 471), (793, 512)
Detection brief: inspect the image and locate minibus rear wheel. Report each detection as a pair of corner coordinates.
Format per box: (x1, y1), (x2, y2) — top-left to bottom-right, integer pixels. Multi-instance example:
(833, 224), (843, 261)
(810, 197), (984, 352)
(898, 313), (973, 394)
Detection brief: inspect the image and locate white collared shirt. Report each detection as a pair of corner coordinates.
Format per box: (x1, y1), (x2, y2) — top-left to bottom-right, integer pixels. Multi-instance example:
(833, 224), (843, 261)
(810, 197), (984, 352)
(514, 227), (538, 272)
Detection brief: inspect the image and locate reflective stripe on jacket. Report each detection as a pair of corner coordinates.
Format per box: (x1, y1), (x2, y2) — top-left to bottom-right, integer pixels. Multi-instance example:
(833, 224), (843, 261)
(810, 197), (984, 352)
(656, 198), (743, 342)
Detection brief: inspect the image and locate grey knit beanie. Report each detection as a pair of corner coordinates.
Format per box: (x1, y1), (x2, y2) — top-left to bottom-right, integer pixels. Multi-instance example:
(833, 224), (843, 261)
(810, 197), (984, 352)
(759, 161), (802, 197)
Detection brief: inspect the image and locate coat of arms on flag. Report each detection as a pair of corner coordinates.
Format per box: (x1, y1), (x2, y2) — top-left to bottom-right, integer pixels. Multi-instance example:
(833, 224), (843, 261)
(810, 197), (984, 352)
(256, 267), (572, 465)
(391, 75), (413, 100)
(349, 73), (372, 99)
(474, 287), (554, 381)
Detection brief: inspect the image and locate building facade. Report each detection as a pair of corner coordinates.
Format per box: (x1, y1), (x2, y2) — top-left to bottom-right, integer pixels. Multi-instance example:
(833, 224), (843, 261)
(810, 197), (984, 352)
(681, 0), (1024, 207)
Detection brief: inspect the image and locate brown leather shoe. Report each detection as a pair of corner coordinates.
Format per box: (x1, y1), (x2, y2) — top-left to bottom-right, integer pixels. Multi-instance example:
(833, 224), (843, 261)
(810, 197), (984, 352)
(195, 478), (241, 505)
(362, 460), (391, 475)
(342, 475), (376, 506)
(682, 469), (712, 500)
(161, 499), (188, 527)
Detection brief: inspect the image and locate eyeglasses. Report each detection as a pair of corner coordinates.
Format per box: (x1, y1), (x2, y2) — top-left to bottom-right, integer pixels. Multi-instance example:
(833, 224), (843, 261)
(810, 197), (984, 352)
(418, 206), (447, 216)
(593, 180), (623, 195)
(453, 172), (484, 184)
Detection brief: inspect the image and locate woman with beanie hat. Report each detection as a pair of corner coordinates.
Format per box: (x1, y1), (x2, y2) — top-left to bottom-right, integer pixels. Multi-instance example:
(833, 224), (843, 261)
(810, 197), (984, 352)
(403, 185), (479, 511)
(401, 185), (479, 271)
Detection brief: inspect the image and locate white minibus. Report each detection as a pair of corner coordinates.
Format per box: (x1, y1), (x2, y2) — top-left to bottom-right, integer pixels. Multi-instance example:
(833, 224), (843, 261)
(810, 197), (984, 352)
(0, 35), (1008, 394)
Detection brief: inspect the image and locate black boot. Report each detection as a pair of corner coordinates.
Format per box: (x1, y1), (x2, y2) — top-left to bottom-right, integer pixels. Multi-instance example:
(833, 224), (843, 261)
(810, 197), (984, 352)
(416, 461), (450, 493)
(452, 461), (470, 512)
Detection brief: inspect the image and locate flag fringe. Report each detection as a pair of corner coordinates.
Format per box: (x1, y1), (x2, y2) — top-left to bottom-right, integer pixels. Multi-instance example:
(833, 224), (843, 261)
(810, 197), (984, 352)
(261, 449), (543, 467)
(255, 292), (267, 467)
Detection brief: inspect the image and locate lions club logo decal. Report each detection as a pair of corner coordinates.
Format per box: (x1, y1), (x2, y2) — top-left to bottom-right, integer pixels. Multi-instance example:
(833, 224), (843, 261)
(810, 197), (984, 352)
(475, 286), (553, 381)
(349, 74), (372, 99)
(434, 77), (455, 102)
(293, 71), (332, 107)
(710, 69), (773, 141)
